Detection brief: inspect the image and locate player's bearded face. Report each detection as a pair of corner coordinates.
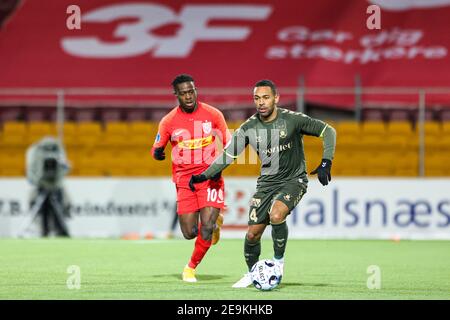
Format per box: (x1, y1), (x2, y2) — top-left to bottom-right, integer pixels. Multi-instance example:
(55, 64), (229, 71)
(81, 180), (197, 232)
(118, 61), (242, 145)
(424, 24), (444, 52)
(253, 86), (279, 118)
(175, 82), (197, 111)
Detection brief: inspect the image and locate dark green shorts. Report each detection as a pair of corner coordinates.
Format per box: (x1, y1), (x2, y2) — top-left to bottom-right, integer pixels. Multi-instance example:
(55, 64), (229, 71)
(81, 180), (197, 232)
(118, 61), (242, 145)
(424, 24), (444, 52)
(248, 180), (307, 225)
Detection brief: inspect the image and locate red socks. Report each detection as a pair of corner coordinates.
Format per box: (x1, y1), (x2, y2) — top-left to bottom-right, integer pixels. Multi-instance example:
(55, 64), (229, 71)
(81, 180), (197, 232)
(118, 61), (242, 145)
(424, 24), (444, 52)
(188, 224), (212, 269)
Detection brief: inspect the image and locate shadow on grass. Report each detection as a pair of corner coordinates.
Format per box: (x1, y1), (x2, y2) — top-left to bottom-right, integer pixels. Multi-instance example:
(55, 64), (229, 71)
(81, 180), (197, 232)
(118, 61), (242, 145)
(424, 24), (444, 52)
(281, 282), (331, 288)
(151, 274), (226, 281)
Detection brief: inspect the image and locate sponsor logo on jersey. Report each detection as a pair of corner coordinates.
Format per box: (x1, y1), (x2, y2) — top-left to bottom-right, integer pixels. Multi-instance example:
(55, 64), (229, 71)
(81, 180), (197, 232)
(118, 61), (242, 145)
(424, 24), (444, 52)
(155, 133), (161, 143)
(177, 135), (213, 149)
(262, 142), (292, 156)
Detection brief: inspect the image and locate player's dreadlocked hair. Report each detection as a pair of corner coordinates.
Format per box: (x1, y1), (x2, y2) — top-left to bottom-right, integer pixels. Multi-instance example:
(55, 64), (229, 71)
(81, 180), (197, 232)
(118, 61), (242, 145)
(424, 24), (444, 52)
(172, 74), (195, 91)
(255, 79), (277, 95)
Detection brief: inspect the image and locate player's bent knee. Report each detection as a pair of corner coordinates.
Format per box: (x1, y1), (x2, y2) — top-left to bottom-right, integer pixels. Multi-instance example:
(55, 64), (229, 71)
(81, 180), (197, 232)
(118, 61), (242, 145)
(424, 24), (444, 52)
(270, 212), (285, 225)
(181, 230), (197, 240)
(200, 225), (213, 241)
(246, 231), (261, 243)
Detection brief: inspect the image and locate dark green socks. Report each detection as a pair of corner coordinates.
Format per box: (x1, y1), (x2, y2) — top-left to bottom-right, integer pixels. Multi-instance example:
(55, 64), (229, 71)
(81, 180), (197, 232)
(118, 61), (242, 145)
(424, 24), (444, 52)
(271, 221), (288, 259)
(244, 236), (261, 271)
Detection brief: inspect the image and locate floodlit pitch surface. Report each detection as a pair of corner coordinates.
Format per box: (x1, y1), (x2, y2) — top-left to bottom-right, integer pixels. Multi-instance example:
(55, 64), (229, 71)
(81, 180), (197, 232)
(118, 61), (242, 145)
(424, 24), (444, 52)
(0, 239), (448, 299)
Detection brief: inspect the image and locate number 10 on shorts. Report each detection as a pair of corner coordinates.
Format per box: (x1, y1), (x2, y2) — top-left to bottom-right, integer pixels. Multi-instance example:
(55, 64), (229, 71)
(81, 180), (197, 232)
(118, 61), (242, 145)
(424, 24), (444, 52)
(207, 188), (224, 203)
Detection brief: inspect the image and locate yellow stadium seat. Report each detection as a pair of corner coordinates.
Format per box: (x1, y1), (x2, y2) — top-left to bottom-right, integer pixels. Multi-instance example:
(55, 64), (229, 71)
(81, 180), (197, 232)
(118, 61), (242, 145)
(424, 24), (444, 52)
(229, 164), (256, 176)
(393, 152), (418, 177)
(303, 135), (322, 153)
(305, 151), (322, 169)
(105, 122), (129, 135)
(227, 121), (242, 131)
(360, 135), (385, 150)
(384, 135), (409, 151)
(61, 122), (78, 147)
(423, 121), (441, 136)
(332, 151), (366, 176)
(27, 122), (57, 144)
(335, 134), (359, 151)
(1, 121), (28, 147)
(101, 122), (130, 148)
(105, 153), (131, 176)
(76, 121), (102, 135)
(361, 121), (387, 135)
(126, 150), (171, 176)
(336, 121), (361, 135)
(76, 122), (102, 147)
(128, 121), (158, 148)
(439, 135), (450, 151)
(387, 121), (414, 135)
(363, 154), (394, 176)
(336, 166), (363, 176)
(393, 167), (418, 177)
(76, 149), (121, 176)
(77, 153), (106, 176)
(425, 152), (450, 176)
(441, 122), (450, 135)
(0, 151), (25, 176)
(425, 135), (440, 151)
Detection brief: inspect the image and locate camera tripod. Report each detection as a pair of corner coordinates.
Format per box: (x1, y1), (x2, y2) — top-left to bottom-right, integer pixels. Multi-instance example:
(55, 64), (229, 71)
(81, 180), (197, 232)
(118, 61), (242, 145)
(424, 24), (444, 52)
(18, 189), (70, 238)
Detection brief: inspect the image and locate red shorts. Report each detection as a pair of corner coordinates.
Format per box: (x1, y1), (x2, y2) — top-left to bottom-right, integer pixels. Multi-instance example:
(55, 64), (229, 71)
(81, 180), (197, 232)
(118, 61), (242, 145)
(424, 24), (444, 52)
(176, 177), (225, 214)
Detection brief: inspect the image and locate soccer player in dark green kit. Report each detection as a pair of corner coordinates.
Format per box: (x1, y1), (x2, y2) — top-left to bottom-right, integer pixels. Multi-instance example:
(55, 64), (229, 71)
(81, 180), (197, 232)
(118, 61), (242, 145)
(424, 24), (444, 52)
(189, 79), (336, 288)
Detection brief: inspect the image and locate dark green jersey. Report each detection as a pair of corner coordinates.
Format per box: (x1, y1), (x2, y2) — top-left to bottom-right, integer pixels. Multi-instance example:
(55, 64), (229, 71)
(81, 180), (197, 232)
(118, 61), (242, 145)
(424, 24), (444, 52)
(203, 108), (336, 191)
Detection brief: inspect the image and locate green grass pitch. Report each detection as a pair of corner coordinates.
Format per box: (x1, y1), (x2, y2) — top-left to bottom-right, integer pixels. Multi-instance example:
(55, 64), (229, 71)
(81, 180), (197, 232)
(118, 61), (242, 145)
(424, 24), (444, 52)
(0, 239), (449, 300)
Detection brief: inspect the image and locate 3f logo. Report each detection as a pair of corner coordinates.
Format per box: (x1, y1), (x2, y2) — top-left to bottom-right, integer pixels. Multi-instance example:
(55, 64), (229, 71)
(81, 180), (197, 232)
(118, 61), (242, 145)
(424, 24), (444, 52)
(62, 3), (272, 58)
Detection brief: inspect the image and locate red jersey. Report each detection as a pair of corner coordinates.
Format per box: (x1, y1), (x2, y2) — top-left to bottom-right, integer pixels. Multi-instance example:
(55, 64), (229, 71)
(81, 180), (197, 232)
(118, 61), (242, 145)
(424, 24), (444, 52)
(151, 102), (231, 187)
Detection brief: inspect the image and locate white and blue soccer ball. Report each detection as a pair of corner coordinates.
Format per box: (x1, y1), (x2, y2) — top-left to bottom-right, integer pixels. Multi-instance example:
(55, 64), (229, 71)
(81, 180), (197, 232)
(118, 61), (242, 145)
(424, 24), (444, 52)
(250, 259), (282, 291)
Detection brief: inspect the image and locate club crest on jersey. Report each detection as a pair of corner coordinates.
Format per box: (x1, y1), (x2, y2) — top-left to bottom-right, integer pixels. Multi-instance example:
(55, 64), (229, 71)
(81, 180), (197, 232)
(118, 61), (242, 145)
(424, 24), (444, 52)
(275, 120), (288, 138)
(202, 121), (212, 134)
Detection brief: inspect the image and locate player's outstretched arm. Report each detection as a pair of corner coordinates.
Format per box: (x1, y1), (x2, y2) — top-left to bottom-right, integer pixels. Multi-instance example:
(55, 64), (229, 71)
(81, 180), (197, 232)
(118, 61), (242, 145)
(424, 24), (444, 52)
(189, 174), (207, 191)
(189, 171), (221, 192)
(189, 127), (247, 191)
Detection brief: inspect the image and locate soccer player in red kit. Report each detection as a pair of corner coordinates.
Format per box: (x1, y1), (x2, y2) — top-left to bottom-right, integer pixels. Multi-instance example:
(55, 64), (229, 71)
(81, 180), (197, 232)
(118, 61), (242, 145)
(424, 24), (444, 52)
(151, 74), (231, 282)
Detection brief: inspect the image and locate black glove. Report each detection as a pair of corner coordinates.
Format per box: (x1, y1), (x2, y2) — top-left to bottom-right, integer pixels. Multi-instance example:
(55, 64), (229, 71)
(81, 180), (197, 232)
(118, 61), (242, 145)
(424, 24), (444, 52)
(189, 174), (208, 192)
(153, 147), (165, 160)
(310, 159), (332, 186)
(211, 171), (222, 181)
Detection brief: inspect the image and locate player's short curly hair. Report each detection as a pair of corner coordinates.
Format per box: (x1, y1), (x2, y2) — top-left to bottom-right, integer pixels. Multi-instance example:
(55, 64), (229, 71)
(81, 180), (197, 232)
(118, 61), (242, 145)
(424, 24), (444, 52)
(255, 79), (277, 95)
(172, 74), (195, 91)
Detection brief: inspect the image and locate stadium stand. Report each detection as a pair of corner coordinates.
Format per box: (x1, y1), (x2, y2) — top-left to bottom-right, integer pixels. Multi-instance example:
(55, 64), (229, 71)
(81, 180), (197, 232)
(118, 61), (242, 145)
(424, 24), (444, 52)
(2, 116), (449, 177)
